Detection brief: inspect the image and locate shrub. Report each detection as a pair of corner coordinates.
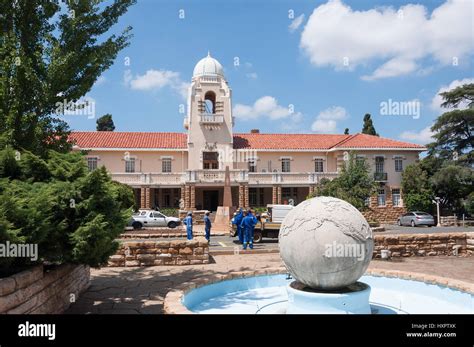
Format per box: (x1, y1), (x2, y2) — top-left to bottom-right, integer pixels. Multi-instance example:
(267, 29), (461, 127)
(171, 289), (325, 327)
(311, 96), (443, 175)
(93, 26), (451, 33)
(159, 208), (179, 217)
(0, 148), (134, 271)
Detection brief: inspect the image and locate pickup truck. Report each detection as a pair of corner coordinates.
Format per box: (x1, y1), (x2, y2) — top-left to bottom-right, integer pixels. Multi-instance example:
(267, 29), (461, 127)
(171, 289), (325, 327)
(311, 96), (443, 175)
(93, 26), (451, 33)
(129, 210), (181, 229)
(230, 204), (294, 243)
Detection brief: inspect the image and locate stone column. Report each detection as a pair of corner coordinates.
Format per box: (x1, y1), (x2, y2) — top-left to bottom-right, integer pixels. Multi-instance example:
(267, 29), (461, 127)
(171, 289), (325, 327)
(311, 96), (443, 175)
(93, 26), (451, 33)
(190, 185), (196, 210)
(144, 187), (151, 209)
(272, 185), (278, 205)
(277, 186), (282, 205)
(244, 185), (249, 208)
(184, 185), (191, 210)
(140, 187), (146, 209)
(239, 185), (245, 208)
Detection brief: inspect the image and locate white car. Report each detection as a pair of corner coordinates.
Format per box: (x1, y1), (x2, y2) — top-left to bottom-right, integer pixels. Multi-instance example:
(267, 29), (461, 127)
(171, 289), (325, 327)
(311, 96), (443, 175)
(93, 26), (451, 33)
(129, 210), (181, 229)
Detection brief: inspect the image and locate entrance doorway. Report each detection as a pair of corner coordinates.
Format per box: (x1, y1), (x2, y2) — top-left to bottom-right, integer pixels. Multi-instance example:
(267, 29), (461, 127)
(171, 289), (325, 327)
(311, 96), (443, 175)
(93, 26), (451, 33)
(203, 190), (219, 211)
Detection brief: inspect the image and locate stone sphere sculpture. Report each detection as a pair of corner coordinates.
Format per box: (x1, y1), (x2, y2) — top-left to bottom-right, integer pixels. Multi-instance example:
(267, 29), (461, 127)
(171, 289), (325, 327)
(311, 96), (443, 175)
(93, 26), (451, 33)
(279, 196), (373, 290)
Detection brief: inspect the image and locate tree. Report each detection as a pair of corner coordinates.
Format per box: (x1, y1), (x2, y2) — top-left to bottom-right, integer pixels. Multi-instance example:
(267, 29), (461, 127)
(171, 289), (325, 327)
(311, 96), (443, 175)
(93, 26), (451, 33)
(401, 163), (433, 212)
(96, 114), (116, 131)
(361, 113), (378, 136)
(344, 128), (349, 135)
(0, 148), (134, 271)
(0, 0), (135, 156)
(430, 165), (474, 212)
(309, 152), (377, 210)
(427, 84), (474, 165)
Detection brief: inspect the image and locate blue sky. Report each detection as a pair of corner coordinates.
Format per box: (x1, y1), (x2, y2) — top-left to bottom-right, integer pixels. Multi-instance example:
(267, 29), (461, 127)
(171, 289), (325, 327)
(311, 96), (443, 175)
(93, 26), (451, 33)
(64, 0), (474, 145)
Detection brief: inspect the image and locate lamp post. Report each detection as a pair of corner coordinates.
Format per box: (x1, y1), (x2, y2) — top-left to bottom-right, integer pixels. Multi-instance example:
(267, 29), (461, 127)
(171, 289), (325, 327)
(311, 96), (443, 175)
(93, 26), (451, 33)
(432, 197), (441, 227)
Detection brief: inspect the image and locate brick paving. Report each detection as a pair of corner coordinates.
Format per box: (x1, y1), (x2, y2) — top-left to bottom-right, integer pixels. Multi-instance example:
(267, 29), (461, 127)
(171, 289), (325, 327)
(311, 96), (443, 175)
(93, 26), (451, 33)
(66, 254), (474, 314)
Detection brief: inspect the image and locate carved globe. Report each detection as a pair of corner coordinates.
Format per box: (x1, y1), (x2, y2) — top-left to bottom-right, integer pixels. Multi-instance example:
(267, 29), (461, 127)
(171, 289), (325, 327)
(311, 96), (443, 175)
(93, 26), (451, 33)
(279, 197), (373, 290)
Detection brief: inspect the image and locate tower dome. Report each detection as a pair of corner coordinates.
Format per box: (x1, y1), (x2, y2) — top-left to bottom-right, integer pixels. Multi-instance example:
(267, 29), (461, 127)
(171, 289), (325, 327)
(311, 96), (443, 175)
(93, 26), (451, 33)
(193, 52), (224, 78)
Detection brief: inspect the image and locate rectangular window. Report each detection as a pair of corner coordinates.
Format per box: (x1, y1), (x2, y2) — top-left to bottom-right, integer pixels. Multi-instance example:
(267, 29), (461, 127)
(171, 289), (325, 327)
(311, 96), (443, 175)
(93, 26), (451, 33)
(375, 156), (385, 173)
(87, 157), (98, 172)
(314, 159), (324, 173)
(125, 158), (135, 173)
(392, 188), (401, 207)
(395, 158), (403, 172)
(281, 158), (291, 173)
(249, 188), (257, 206)
(248, 160), (256, 173)
(377, 188), (386, 206)
(259, 188), (264, 206)
(203, 152), (219, 170)
(162, 158), (172, 173)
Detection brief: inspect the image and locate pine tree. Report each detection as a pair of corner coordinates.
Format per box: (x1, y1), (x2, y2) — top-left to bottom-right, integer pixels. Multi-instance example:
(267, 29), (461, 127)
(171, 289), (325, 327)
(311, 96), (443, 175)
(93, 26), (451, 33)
(96, 114), (116, 131)
(361, 114), (378, 136)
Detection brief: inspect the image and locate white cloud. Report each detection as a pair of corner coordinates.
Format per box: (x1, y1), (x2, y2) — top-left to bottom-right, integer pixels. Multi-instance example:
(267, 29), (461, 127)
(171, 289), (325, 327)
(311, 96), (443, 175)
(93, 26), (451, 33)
(124, 69), (189, 100)
(400, 126), (434, 144)
(246, 72), (258, 79)
(233, 96), (300, 120)
(430, 77), (474, 112)
(312, 119), (338, 133)
(311, 106), (348, 133)
(300, 0), (474, 80)
(289, 14), (305, 32)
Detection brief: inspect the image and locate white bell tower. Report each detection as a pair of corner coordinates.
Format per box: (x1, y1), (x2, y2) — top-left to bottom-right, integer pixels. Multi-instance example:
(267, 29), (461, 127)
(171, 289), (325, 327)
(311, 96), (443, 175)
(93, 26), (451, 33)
(185, 53), (234, 171)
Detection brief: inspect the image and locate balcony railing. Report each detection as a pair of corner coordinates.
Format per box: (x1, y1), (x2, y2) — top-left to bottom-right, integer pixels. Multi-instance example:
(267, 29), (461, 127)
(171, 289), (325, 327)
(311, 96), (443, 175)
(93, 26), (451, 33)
(248, 172), (339, 185)
(111, 171), (340, 186)
(374, 172), (388, 181)
(186, 169), (247, 183)
(199, 114), (224, 125)
(111, 172), (185, 185)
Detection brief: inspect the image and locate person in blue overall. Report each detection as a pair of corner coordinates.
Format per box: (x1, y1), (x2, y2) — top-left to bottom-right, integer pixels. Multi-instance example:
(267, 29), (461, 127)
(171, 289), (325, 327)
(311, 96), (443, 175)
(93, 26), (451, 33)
(203, 211), (212, 242)
(183, 211), (193, 240)
(240, 210), (257, 250)
(232, 208), (244, 244)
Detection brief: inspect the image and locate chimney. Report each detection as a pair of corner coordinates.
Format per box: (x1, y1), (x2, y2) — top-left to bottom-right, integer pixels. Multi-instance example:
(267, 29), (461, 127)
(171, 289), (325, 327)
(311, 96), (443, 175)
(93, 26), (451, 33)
(250, 129), (260, 134)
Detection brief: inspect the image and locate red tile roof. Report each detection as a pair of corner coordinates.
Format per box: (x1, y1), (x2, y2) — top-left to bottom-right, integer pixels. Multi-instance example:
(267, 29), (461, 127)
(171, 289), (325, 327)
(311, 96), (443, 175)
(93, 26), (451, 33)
(334, 133), (426, 149)
(70, 132), (187, 149)
(70, 132), (425, 150)
(233, 133), (349, 150)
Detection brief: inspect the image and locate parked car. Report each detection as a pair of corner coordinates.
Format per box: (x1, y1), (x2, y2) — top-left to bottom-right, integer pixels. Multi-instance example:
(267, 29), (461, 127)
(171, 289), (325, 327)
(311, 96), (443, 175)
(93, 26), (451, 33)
(129, 210), (181, 229)
(397, 211), (435, 227)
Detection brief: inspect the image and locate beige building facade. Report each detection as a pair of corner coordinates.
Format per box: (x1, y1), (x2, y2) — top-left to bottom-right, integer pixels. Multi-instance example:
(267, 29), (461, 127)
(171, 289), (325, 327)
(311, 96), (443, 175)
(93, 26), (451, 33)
(71, 54), (426, 222)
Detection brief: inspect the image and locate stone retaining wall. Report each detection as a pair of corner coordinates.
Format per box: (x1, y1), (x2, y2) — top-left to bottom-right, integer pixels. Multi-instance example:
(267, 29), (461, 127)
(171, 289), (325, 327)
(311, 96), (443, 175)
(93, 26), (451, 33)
(109, 237), (210, 267)
(373, 232), (474, 258)
(362, 206), (406, 224)
(0, 264), (90, 314)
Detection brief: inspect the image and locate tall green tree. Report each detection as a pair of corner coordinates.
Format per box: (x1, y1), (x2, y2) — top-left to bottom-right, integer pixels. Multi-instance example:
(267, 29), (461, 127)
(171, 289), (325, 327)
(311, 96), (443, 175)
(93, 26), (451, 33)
(401, 163), (433, 212)
(430, 165), (474, 212)
(427, 83), (474, 165)
(96, 114), (115, 131)
(361, 113), (378, 136)
(0, 0), (135, 156)
(310, 153), (377, 210)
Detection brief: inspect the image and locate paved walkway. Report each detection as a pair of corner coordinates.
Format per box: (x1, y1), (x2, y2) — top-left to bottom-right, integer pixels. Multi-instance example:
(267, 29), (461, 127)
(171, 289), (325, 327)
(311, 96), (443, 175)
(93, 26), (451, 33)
(66, 255), (474, 314)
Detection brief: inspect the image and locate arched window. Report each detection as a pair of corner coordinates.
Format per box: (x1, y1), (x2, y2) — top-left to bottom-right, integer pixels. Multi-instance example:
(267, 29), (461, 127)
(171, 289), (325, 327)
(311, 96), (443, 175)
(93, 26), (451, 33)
(204, 91), (216, 114)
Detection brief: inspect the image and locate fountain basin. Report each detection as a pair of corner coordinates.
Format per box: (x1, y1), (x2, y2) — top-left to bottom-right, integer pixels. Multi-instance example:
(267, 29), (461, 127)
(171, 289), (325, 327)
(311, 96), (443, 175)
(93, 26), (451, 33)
(164, 269), (474, 314)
